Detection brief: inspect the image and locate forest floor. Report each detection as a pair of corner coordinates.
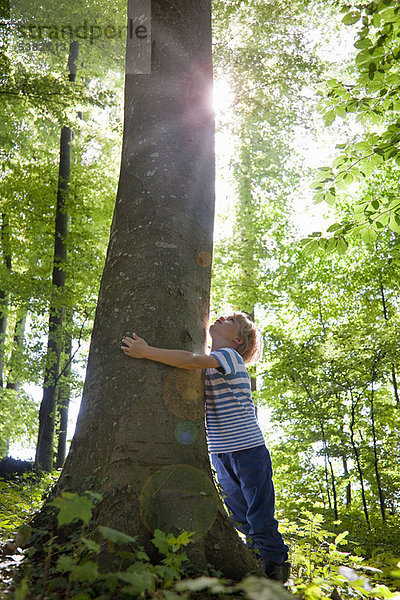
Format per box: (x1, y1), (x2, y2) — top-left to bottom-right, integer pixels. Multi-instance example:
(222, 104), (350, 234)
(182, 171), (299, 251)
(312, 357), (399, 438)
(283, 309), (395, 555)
(0, 471), (399, 600)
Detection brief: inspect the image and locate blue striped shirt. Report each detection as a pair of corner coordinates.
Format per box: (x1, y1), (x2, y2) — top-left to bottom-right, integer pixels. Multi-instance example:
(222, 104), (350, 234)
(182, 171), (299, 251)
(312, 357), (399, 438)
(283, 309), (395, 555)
(205, 347), (265, 453)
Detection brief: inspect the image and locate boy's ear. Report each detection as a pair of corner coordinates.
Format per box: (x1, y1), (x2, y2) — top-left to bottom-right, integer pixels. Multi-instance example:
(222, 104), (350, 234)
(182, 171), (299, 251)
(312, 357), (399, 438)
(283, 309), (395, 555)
(234, 336), (245, 346)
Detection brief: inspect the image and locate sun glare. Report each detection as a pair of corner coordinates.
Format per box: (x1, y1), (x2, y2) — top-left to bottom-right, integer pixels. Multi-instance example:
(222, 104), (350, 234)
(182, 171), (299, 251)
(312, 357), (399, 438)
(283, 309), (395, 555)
(212, 78), (234, 115)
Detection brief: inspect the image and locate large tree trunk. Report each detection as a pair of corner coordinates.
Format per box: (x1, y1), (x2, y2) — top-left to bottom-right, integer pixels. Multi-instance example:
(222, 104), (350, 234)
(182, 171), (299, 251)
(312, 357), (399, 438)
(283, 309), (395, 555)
(35, 41), (79, 471)
(46, 0), (255, 578)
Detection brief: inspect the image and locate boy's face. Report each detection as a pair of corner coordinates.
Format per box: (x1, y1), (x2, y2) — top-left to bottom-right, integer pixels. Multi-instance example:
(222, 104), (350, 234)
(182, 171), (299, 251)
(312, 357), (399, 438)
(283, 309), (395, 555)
(209, 315), (243, 346)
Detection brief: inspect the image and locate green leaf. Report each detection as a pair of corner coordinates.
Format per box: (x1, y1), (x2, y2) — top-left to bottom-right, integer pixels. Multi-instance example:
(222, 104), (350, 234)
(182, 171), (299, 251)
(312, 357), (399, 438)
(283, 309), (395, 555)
(81, 537), (101, 553)
(354, 37), (372, 49)
(167, 531), (194, 549)
(376, 213), (389, 226)
(98, 526), (138, 545)
(359, 159), (376, 176)
(335, 106), (347, 118)
(361, 229), (377, 244)
(356, 49), (373, 66)
(152, 529), (170, 555)
(389, 214), (400, 233)
(313, 191), (326, 204)
(336, 237), (348, 255)
(342, 10), (361, 25)
(324, 191), (336, 206)
(326, 238), (338, 253)
(326, 223), (342, 233)
(355, 141), (371, 152)
(303, 240), (319, 256)
(117, 571), (155, 594)
(335, 531), (349, 545)
(49, 492), (93, 526)
(154, 565), (181, 582)
(57, 554), (76, 572)
(71, 561), (99, 582)
(323, 110), (336, 126)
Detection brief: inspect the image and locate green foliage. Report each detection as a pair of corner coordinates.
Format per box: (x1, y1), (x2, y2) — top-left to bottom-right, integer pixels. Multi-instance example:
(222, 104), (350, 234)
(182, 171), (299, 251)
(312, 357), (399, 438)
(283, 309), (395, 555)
(210, 3), (399, 597)
(0, 470), (59, 545)
(281, 512), (400, 600)
(0, 388), (38, 455)
(0, 0), (124, 459)
(7, 489), (199, 598)
(2, 480), (398, 599)
(302, 0), (400, 252)
(49, 492), (94, 527)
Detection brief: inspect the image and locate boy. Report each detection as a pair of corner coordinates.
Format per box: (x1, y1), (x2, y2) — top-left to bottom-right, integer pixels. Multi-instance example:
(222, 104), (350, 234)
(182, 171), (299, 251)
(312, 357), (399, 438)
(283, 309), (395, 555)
(121, 311), (290, 582)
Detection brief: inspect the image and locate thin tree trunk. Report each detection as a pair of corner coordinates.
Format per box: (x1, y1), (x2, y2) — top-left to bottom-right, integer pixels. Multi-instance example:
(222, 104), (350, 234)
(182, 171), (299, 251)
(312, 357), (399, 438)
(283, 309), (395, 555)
(32, 1), (257, 578)
(321, 420), (338, 519)
(342, 455), (351, 507)
(56, 333), (72, 468)
(318, 481), (327, 509)
(324, 455), (332, 510)
(35, 41), (79, 472)
(379, 280), (400, 407)
(369, 373), (386, 520)
(349, 391), (370, 528)
(5, 309), (27, 393)
(0, 213), (12, 387)
(328, 460), (338, 520)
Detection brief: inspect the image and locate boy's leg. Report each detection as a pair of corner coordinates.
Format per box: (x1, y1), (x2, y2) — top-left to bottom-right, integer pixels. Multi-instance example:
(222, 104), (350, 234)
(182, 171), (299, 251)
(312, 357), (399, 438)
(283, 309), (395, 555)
(211, 452), (251, 538)
(230, 444), (289, 565)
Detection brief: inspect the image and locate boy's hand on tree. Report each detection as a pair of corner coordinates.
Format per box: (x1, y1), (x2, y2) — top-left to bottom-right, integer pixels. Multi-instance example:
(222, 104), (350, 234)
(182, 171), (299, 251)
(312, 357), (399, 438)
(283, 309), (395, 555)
(121, 333), (149, 358)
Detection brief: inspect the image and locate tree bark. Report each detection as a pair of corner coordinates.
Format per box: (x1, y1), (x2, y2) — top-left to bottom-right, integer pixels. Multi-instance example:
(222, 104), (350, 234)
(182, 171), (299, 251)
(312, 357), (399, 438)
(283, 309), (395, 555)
(0, 213), (12, 388)
(37, 1), (256, 578)
(349, 391), (370, 528)
(342, 456), (351, 507)
(35, 41), (79, 471)
(379, 280), (400, 407)
(321, 420), (337, 519)
(5, 309), (27, 393)
(55, 332), (72, 469)
(369, 373), (385, 520)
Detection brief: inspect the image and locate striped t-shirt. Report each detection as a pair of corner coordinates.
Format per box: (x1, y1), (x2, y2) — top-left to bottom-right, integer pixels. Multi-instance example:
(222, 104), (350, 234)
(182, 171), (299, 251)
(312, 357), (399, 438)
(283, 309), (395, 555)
(205, 347), (265, 453)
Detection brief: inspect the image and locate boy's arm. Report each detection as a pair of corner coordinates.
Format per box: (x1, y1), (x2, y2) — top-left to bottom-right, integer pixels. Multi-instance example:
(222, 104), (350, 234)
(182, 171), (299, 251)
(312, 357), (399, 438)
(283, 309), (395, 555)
(121, 333), (220, 370)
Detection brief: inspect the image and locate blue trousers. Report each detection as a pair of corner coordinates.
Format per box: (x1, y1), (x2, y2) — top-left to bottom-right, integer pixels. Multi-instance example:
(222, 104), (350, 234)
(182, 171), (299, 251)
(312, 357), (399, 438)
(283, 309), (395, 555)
(211, 444), (289, 564)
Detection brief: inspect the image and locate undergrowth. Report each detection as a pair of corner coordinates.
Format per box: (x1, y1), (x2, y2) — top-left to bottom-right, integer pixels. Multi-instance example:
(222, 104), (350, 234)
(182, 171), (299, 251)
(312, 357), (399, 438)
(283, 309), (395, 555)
(0, 473), (399, 599)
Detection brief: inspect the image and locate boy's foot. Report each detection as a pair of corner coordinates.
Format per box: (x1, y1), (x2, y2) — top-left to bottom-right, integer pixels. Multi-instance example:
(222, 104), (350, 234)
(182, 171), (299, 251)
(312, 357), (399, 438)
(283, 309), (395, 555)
(263, 561), (291, 583)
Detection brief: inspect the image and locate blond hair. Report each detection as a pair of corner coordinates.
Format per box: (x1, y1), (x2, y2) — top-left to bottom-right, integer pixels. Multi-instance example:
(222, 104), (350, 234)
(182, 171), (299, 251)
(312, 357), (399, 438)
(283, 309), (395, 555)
(229, 311), (263, 365)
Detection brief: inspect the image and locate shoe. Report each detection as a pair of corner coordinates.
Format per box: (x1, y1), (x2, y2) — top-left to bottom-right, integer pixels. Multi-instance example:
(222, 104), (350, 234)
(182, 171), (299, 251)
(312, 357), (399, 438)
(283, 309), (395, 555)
(263, 561), (291, 583)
